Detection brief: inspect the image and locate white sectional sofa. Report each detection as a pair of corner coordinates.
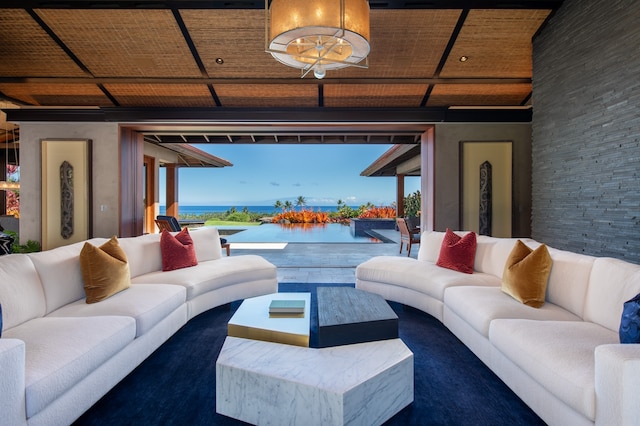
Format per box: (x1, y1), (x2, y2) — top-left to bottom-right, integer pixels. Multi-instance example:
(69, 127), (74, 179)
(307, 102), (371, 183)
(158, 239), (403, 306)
(0, 227), (277, 426)
(356, 231), (640, 426)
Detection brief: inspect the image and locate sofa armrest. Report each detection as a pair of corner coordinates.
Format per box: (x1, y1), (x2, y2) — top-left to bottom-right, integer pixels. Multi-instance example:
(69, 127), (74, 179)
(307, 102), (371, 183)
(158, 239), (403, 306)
(595, 344), (640, 426)
(0, 338), (27, 425)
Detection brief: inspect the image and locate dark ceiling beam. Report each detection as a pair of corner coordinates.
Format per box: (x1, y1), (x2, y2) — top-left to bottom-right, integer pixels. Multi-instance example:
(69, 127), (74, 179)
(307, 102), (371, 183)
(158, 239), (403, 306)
(4, 106), (532, 123)
(422, 9), (469, 106)
(172, 9), (208, 77)
(434, 9), (468, 78)
(1, 1), (565, 10)
(25, 9), (93, 77)
(96, 83), (120, 106)
(318, 84), (324, 108)
(0, 91), (30, 106)
(0, 77), (532, 85)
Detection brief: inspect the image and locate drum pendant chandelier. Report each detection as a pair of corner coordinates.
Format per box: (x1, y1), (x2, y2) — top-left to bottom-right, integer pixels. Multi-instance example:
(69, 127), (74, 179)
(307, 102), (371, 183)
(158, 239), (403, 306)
(265, 0), (370, 79)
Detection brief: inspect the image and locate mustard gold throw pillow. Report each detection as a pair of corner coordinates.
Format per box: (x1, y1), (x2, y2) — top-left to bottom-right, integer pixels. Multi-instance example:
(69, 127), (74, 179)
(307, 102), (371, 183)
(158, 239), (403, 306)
(80, 236), (131, 304)
(501, 240), (552, 308)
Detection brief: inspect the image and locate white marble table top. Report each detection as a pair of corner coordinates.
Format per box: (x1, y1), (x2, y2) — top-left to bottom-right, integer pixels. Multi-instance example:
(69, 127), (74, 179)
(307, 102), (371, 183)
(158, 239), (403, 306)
(216, 336), (414, 425)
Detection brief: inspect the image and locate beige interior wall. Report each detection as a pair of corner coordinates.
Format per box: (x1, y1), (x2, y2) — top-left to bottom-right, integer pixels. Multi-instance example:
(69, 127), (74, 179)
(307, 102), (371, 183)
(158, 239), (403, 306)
(18, 122), (120, 245)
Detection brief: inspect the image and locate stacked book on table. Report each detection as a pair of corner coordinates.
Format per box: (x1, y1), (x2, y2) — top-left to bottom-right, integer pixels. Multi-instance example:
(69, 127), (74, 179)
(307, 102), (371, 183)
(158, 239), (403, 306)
(269, 299), (305, 316)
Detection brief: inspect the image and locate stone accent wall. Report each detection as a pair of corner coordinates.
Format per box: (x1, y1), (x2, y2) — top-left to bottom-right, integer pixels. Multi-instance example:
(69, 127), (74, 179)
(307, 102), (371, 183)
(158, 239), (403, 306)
(532, 0), (640, 263)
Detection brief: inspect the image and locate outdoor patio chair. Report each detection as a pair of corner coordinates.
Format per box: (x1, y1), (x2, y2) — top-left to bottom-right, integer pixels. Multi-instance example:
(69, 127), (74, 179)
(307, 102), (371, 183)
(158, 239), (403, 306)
(154, 217), (175, 233)
(397, 217), (420, 257)
(156, 215), (230, 256)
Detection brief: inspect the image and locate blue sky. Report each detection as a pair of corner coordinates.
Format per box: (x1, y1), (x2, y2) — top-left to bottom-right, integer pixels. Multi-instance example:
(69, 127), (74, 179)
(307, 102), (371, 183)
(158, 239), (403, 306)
(160, 144), (420, 207)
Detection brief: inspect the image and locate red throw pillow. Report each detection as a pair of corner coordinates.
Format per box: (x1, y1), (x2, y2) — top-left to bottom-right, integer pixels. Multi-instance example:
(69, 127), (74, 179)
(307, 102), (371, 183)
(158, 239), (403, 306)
(436, 229), (477, 274)
(160, 228), (198, 271)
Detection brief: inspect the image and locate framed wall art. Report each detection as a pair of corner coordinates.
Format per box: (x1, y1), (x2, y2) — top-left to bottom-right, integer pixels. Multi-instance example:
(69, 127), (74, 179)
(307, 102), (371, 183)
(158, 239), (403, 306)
(41, 139), (92, 250)
(459, 141), (512, 238)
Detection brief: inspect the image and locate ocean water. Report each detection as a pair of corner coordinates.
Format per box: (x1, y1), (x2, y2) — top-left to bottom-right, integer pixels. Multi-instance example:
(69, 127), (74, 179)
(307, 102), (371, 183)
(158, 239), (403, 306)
(160, 205), (353, 217)
(226, 223), (382, 244)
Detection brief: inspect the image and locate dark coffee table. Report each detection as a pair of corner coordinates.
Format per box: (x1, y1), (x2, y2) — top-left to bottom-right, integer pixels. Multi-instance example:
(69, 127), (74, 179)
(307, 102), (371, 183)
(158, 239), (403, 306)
(316, 286), (399, 347)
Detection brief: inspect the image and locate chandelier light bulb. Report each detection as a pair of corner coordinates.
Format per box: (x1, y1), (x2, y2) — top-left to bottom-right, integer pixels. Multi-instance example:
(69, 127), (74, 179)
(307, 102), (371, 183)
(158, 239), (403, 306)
(313, 64), (326, 79)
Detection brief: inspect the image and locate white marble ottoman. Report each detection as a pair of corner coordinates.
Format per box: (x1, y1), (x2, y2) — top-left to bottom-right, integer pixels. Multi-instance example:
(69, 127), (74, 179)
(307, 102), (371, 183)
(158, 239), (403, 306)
(216, 336), (414, 425)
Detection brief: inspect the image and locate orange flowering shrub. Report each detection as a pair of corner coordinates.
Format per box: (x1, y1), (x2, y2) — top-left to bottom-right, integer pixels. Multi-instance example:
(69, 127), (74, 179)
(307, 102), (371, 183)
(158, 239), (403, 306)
(358, 206), (396, 219)
(272, 209), (330, 224)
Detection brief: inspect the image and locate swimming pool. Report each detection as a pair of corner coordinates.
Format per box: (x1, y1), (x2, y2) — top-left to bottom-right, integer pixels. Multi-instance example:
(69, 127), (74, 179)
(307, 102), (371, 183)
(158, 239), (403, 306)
(223, 223), (383, 243)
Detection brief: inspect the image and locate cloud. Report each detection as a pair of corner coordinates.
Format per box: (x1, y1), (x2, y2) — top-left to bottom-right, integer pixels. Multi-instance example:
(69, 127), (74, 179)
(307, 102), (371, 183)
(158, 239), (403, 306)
(239, 180), (247, 184)
(270, 182), (280, 186)
(292, 182), (301, 187)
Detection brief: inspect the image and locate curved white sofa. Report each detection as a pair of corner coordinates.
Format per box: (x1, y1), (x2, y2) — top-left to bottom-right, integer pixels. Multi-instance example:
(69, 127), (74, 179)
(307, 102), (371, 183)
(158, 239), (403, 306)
(0, 227), (277, 426)
(356, 230), (640, 426)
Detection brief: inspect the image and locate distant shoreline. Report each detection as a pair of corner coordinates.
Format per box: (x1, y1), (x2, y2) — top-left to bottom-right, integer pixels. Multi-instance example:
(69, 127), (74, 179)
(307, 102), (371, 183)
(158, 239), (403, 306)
(160, 205), (360, 217)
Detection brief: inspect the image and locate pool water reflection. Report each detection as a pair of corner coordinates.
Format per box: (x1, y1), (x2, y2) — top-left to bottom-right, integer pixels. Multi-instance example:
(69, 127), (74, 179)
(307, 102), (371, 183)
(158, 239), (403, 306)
(225, 223), (383, 243)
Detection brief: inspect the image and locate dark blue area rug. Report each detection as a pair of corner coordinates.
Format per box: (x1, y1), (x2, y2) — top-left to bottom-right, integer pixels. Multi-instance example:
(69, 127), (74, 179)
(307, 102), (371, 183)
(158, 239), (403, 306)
(73, 283), (545, 426)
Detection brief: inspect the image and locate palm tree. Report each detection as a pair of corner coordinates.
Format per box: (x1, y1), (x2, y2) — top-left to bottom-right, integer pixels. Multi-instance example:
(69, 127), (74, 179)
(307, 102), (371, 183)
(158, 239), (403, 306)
(274, 200), (283, 212)
(295, 195), (306, 209)
(284, 200), (293, 210)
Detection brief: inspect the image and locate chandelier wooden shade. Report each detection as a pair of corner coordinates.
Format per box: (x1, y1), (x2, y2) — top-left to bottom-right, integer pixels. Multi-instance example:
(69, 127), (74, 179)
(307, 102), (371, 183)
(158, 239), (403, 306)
(266, 0), (370, 79)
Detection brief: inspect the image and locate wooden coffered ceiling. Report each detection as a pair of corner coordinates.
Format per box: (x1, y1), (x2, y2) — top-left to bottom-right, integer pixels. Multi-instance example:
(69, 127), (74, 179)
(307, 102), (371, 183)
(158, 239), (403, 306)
(0, 0), (564, 148)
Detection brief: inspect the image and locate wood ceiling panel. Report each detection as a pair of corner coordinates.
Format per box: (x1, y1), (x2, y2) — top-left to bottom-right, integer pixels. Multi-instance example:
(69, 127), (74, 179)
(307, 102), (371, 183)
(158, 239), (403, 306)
(104, 84), (216, 107)
(0, 83), (112, 106)
(34, 9), (202, 78)
(182, 9), (461, 80)
(440, 9), (551, 78)
(324, 84), (428, 107)
(427, 83), (531, 106)
(181, 9), (298, 79)
(0, 9), (87, 77)
(214, 84), (318, 107)
(331, 10), (462, 79)
(0, 4), (555, 113)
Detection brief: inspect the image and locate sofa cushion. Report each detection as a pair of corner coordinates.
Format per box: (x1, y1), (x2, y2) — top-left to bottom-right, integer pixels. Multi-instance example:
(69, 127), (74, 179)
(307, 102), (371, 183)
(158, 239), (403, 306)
(490, 319), (618, 421)
(117, 227), (223, 279)
(2, 316), (135, 419)
(417, 231), (446, 263)
(80, 236), (131, 303)
(544, 247), (596, 318)
(355, 256), (500, 302)
(132, 255), (276, 301)
(444, 286), (581, 337)
(188, 227), (223, 262)
(436, 229), (477, 274)
(47, 284), (186, 338)
(160, 228), (198, 271)
(0, 254), (46, 329)
(501, 240), (552, 308)
(474, 237), (538, 278)
(584, 257), (640, 332)
(28, 238), (108, 314)
(117, 233), (163, 278)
